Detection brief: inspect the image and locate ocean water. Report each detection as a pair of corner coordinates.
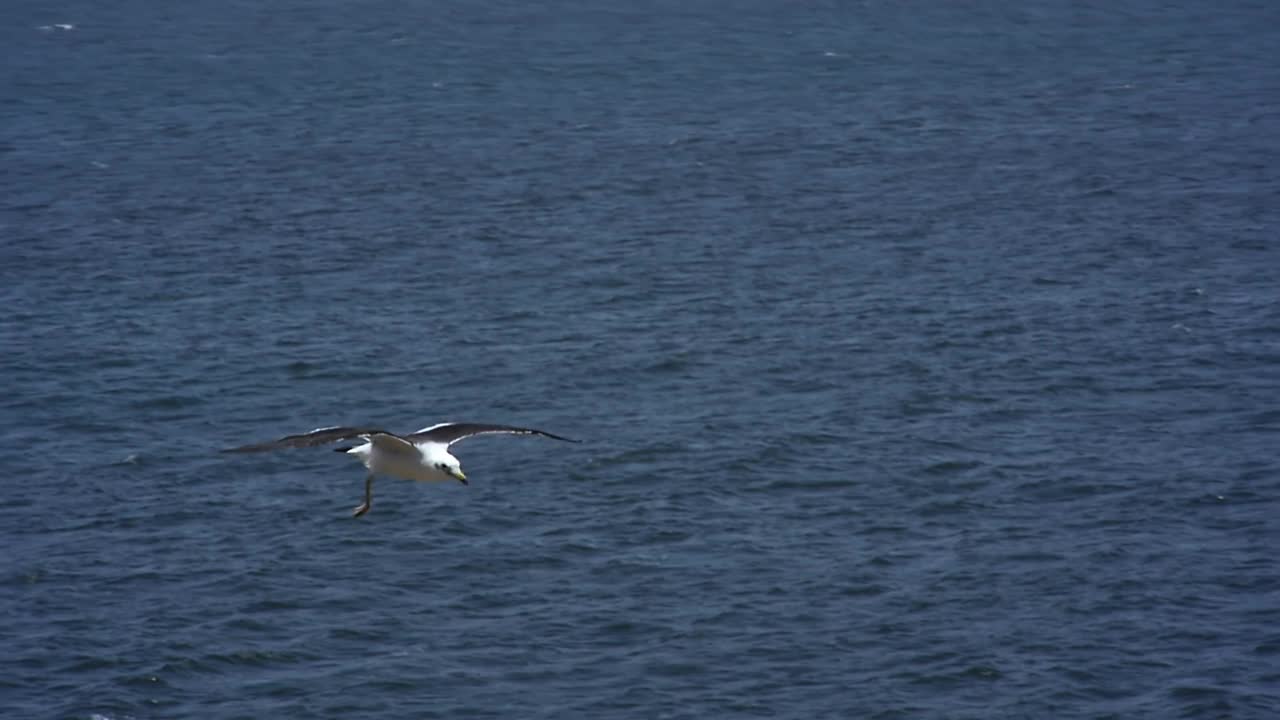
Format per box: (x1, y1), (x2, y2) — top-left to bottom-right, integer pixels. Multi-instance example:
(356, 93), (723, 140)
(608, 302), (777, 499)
(3, 1), (1279, 717)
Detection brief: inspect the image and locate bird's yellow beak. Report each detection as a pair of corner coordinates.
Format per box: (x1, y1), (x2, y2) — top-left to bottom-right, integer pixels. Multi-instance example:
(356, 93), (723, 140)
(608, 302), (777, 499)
(451, 468), (468, 484)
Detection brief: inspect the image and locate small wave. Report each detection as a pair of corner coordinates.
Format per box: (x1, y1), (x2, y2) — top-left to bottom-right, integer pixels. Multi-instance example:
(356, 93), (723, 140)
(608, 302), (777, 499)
(920, 459), (985, 476)
(128, 394), (205, 411)
(756, 477), (856, 492)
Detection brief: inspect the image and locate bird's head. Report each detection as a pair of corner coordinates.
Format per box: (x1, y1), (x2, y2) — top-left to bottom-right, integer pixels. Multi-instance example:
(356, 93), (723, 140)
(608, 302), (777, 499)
(435, 457), (467, 485)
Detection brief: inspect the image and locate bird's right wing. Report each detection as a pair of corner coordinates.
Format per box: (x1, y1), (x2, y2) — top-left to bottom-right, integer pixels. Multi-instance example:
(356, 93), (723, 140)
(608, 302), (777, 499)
(221, 426), (389, 453)
(365, 432), (422, 458)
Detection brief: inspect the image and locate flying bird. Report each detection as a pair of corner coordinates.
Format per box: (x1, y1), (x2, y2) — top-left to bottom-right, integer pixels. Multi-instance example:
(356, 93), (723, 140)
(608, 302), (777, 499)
(224, 422), (578, 517)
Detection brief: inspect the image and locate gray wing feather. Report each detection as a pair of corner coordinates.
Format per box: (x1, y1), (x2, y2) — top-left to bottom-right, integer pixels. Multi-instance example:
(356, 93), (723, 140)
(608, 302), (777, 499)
(222, 426), (390, 453)
(404, 423), (579, 447)
(366, 432), (422, 458)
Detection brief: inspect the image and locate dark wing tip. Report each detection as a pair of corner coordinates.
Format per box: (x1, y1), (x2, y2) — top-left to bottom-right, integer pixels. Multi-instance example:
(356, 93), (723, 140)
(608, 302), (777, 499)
(538, 430), (582, 443)
(220, 426), (385, 454)
(220, 443), (273, 454)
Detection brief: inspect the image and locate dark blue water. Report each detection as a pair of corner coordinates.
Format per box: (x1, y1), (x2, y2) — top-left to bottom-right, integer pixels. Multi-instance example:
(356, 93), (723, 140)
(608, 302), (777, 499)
(4, 1), (1279, 717)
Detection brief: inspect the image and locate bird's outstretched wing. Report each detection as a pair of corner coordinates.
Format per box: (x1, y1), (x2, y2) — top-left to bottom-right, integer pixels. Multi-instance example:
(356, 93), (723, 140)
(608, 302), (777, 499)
(365, 432), (422, 458)
(222, 426), (390, 453)
(405, 422), (579, 447)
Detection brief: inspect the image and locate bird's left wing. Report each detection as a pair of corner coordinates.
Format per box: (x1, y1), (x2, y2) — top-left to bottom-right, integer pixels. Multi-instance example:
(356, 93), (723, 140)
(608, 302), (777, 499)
(222, 426), (389, 453)
(405, 422), (579, 447)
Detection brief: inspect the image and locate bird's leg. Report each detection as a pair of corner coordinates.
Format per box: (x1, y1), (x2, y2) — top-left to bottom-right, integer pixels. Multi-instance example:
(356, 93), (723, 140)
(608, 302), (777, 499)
(352, 475), (374, 517)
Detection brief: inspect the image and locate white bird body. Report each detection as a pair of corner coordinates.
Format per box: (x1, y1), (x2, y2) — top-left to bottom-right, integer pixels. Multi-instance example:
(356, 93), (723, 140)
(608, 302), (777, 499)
(344, 435), (460, 482)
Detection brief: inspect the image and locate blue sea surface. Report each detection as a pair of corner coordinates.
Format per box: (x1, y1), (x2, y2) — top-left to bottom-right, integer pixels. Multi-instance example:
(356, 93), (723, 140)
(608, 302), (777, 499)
(3, 1), (1279, 718)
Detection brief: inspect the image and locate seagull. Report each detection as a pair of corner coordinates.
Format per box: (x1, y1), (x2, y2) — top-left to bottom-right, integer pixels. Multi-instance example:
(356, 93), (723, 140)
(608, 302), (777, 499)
(224, 422), (579, 517)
